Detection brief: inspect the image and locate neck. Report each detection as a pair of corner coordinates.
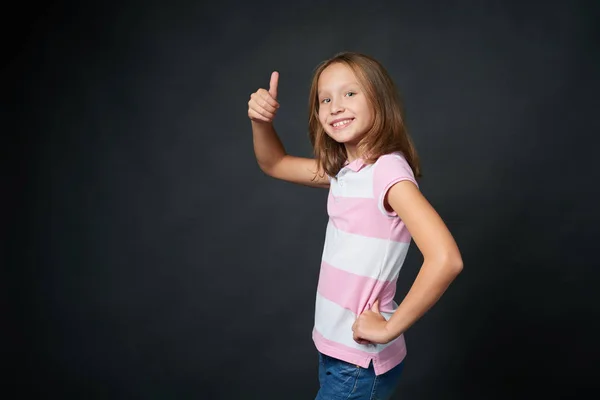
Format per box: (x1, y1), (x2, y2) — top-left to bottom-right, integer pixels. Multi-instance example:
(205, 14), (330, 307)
(344, 143), (362, 162)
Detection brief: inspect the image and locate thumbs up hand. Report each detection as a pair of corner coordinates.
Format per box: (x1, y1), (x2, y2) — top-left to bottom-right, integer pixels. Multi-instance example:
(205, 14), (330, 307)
(248, 71), (280, 123)
(351, 299), (393, 345)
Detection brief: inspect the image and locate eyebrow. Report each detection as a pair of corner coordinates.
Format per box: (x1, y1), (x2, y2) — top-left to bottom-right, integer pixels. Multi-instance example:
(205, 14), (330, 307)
(318, 83), (360, 97)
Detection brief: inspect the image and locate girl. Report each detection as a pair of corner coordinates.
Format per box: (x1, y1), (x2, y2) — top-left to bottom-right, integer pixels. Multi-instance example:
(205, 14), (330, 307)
(247, 52), (463, 400)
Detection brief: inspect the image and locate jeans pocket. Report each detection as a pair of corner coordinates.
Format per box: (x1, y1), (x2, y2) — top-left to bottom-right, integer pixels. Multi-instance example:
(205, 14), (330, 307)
(325, 355), (361, 395)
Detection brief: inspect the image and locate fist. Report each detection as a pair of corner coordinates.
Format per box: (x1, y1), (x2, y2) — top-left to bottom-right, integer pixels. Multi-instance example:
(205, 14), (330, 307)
(351, 299), (392, 345)
(248, 71), (280, 123)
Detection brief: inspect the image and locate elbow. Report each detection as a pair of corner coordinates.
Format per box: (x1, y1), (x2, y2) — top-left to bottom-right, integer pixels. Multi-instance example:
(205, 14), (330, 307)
(446, 252), (463, 277)
(429, 251), (463, 277)
(451, 256), (463, 276)
(257, 157), (284, 178)
(257, 161), (275, 177)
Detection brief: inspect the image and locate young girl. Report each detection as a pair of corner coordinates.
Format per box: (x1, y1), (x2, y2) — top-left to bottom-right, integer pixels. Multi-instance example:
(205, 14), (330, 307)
(247, 52), (463, 400)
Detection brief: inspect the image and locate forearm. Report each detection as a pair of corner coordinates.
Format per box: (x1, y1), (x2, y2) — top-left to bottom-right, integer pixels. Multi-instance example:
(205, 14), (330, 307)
(251, 120), (286, 173)
(385, 257), (463, 340)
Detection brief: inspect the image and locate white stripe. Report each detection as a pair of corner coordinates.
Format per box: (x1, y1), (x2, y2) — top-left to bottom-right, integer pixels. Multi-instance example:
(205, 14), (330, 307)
(315, 292), (394, 353)
(321, 222), (410, 280)
(330, 165), (375, 198)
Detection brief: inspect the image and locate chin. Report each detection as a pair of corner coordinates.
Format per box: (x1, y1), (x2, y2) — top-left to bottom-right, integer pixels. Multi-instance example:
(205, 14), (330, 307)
(326, 131), (364, 145)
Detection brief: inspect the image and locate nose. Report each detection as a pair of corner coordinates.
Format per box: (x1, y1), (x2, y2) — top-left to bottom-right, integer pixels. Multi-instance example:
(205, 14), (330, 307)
(330, 97), (344, 114)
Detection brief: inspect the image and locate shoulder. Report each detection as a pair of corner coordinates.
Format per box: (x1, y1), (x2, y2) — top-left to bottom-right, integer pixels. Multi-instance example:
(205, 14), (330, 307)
(369, 152), (417, 215)
(375, 152), (409, 166)
(370, 153), (417, 205)
(372, 152), (416, 183)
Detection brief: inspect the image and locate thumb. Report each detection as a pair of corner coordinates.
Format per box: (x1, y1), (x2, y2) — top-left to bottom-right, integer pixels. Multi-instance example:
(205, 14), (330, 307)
(372, 299), (380, 314)
(269, 71), (279, 99)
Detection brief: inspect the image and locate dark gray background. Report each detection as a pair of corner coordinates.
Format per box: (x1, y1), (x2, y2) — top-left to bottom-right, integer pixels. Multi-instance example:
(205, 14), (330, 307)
(4, 0), (600, 398)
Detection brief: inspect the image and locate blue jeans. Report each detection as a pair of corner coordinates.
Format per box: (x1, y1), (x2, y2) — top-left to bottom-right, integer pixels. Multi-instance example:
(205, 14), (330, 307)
(315, 353), (405, 400)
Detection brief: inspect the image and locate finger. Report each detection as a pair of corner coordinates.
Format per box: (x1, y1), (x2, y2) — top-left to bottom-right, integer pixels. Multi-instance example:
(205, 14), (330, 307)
(372, 299), (380, 313)
(248, 98), (276, 120)
(248, 109), (271, 122)
(252, 106), (275, 120)
(254, 93), (278, 114)
(269, 71), (279, 99)
(255, 89), (279, 110)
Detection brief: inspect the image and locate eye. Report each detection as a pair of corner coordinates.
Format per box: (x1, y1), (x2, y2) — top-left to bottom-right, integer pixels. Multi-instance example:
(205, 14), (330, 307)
(345, 91), (356, 97)
(321, 98), (331, 104)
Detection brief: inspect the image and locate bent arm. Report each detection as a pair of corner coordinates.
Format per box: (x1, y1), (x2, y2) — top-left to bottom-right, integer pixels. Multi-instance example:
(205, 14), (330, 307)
(383, 181), (463, 340)
(252, 120), (329, 188)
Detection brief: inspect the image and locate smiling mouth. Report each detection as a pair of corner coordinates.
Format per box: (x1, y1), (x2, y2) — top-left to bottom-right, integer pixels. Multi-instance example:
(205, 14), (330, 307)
(331, 119), (354, 129)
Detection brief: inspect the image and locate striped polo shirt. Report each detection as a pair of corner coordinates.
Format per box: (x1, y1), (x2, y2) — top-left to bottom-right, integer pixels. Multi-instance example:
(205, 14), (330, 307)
(312, 152), (418, 376)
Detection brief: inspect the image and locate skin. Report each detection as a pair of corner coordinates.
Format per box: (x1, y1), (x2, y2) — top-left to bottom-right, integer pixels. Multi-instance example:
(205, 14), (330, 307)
(316, 62), (374, 162)
(248, 65), (463, 346)
(247, 71), (330, 188)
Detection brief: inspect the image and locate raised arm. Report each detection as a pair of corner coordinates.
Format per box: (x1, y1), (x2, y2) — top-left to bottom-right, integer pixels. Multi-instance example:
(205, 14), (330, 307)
(248, 72), (329, 188)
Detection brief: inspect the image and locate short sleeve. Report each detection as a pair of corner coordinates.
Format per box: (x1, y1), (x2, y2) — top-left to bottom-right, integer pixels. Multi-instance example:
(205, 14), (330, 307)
(373, 153), (418, 217)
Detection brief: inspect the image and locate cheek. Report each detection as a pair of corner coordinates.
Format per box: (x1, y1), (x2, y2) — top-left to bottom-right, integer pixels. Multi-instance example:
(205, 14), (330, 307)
(362, 106), (375, 125)
(367, 111), (375, 125)
(318, 110), (329, 128)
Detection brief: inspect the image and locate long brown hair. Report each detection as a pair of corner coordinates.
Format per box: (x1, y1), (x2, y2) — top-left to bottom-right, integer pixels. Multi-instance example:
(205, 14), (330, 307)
(308, 52), (421, 179)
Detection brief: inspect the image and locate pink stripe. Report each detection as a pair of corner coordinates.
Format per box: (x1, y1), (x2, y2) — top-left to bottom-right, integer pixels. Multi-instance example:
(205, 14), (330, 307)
(372, 333), (407, 375)
(373, 154), (418, 199)
(327, 195), (412, 242)
(373, 154), (418, 217)
(317, 262), (398, 315)
(312, 328), (407, 376)
(312, 327), (373, 369)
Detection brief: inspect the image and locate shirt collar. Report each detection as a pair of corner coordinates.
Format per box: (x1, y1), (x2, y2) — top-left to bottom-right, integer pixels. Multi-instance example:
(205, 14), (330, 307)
(342, 158), (367, 172)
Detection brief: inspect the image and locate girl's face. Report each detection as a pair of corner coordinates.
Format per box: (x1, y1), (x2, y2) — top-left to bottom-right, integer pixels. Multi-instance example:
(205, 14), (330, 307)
(317, 63), (374, 149)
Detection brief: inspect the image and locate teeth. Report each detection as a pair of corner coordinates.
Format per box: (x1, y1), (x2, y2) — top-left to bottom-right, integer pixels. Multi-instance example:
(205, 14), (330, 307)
(333, 119), (352, 127)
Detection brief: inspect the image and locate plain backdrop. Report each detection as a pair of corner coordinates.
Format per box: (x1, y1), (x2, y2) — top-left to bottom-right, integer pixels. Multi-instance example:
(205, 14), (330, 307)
(4, 0), (600, 398)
